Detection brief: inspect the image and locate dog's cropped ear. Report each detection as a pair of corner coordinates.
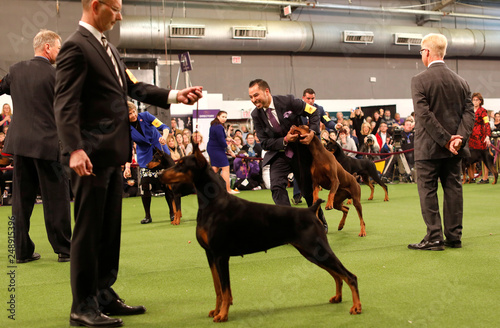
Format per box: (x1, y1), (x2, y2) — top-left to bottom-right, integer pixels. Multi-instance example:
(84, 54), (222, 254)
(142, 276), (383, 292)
(153, 147), (164, 156)
(193, 143), (208, 168)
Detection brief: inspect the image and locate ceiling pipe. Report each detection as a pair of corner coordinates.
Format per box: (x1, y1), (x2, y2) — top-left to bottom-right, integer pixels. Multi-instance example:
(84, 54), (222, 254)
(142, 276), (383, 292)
(108, 17), (500, 57)
(180, 0), (500, 21)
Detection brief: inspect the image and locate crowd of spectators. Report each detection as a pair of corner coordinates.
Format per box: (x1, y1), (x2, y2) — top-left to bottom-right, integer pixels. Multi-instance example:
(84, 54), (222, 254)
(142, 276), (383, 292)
(121, 93), (500, 199)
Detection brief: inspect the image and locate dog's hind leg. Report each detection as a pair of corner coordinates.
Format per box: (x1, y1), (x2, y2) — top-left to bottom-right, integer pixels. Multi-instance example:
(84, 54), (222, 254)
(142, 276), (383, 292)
(484, 153), (498, 184)
(163, 185), (176, 222)
(292, 236), (361, 315)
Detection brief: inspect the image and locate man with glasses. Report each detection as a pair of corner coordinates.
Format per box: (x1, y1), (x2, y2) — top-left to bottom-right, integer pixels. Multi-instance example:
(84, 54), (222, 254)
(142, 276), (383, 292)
(54, 1), (203, 326)
(408, 33), (474, 251)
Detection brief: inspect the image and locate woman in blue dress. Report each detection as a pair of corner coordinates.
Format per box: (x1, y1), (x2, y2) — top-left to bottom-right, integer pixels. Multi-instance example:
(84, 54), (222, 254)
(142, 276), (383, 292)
(207, 111), (238, 194)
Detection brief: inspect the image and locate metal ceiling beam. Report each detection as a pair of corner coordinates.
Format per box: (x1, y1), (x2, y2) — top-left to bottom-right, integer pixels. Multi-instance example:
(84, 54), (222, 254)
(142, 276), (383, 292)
(179, 0), (500, 21)
(432, 0), (457, 11)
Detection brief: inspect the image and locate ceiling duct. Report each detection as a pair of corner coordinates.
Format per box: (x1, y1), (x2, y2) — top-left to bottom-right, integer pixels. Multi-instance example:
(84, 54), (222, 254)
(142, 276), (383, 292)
(108, 17), (500, 57)
(232, 26), (267, 39)
(343, 31), (374, 44)
(169, 24), (205, 38)
(394, 33), (423, 46)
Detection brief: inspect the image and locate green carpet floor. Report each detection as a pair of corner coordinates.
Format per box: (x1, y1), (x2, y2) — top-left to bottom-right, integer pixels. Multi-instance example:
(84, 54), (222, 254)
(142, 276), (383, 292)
(0, 182), (499, 327)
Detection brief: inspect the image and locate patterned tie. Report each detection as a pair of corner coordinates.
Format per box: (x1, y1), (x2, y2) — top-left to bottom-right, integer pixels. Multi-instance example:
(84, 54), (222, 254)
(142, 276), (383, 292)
(101, 35), (123, 87)
(266, 108), (293, 158)
(266, 107), (282, 134)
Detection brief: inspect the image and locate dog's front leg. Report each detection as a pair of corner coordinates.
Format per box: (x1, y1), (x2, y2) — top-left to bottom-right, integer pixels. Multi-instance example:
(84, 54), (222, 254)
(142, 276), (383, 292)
(325, 180), (339, 210)
(206, 252), (223, 318)
(212, 256), (231, 322)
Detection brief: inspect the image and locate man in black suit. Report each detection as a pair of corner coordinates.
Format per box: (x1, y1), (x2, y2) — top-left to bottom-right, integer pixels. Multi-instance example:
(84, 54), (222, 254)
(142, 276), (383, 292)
(408, 33), (474, 251)
(54, 1), (203, 327)
(0, 30), (71, 263)
(249, 79), (327, 229)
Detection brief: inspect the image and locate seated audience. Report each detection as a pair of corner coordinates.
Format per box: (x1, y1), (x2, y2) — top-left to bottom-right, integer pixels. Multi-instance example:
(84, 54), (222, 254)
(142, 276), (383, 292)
(241, 133), (262, 158)
(233, 150), (262, 190)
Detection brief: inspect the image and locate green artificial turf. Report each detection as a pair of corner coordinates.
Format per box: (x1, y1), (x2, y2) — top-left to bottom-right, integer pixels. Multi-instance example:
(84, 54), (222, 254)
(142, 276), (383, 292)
(0, 183), (499, 327)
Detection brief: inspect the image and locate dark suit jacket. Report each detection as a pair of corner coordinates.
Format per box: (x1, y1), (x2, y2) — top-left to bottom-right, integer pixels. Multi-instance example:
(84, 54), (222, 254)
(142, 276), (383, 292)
(0, 57), (60, 160)
(251, 94), (320, 166)
(54, 25), (171, 167)
(411, 62), (474, 161)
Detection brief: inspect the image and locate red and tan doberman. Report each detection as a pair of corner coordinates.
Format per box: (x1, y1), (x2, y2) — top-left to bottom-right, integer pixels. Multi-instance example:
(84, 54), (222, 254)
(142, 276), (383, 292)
(159, 144), (362, 322)
(290, 125), (366, 237)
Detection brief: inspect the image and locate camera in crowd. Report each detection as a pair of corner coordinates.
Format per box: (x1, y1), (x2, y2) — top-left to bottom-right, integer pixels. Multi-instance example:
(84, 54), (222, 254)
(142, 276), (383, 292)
(366, 134), (377, 145)
(491, 130), (500, 140)
(392, 126), (404, 145)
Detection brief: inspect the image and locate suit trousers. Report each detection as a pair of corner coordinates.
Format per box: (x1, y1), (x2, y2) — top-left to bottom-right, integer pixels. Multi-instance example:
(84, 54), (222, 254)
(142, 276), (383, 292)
(269, 152), (325, 222)
(12, 155), (71, 260)
(70, 166), (123, 313)
(415, 157), (463, 242)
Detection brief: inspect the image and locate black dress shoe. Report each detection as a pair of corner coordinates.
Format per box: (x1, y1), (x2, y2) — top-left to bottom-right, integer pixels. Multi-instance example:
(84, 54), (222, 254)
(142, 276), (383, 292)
(16, 252), (41, 263)
(444, 240), (462, 248)
(140, 217), (152, 224)
(408, 240), (444, 251)
(58, 253), (70, 262)
(70, 311), (123, 327)
(101, 299), (146, 316)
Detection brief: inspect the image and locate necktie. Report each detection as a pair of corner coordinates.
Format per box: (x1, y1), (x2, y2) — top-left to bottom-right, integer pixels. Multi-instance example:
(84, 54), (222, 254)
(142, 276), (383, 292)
(266, 108), (293, 158)
(101, 35), (123, 87)
(266, 108), (282, 134)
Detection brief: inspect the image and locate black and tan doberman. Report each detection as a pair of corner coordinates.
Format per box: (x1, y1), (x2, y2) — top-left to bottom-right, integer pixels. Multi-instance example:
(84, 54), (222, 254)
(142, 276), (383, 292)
(158, 144), (362, 322)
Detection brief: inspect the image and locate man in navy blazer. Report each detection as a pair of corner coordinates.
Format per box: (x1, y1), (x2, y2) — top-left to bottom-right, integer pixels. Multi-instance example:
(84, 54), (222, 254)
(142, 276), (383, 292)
(408, 33), (474, 251)
(54, 1), (203, 327)
(0, 30), (71, 264)
(249, 79), (327, 230)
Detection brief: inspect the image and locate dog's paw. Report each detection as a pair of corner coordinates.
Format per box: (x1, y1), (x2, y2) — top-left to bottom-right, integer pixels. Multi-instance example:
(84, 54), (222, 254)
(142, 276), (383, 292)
(208, 309), (219, 318)
(329, 295), (342, 303)
(350, 303), (362, 315)
(213, 313), (228, 322)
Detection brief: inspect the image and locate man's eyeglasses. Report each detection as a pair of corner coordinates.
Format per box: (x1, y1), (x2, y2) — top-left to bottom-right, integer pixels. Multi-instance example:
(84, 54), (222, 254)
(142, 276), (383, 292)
(98, 1), (121, 14)
(419, 48), (429, 55)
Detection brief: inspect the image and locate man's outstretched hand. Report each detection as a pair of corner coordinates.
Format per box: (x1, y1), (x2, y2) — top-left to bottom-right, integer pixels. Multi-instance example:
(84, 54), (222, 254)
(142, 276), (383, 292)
(177, 86), (203, 105)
